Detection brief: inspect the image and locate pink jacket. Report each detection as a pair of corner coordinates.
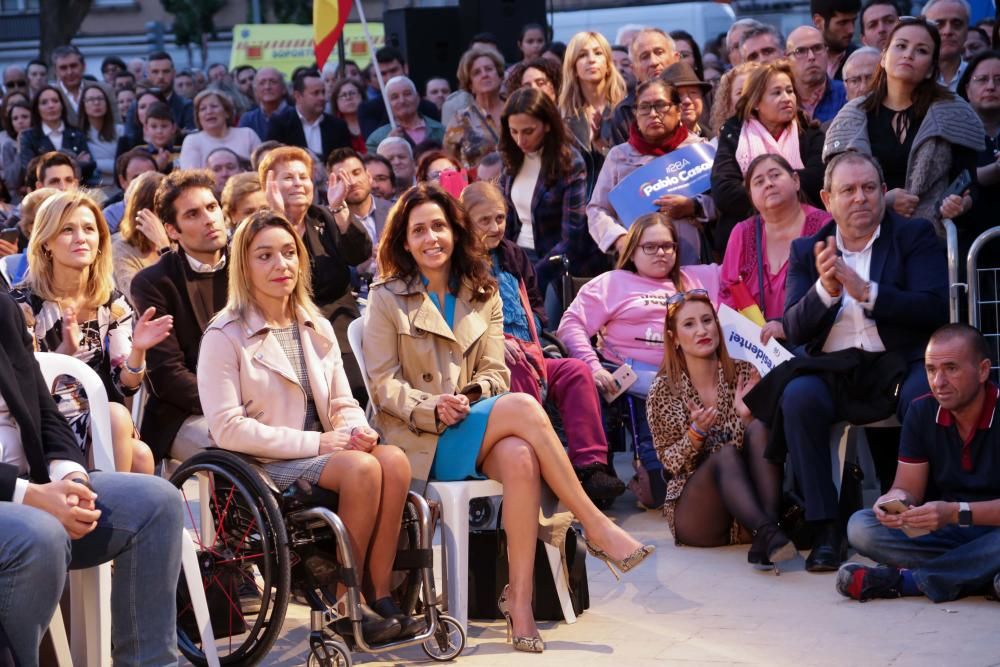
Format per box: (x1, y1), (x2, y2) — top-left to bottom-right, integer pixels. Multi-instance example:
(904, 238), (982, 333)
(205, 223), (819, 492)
(198, 304), (368, 462)
(556, 265), (721, 374)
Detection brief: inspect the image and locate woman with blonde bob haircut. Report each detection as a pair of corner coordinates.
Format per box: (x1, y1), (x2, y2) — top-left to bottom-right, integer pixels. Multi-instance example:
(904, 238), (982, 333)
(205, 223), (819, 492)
(13, 190), (173, 473)
(197, 210), (418, 644)
(445, 44), (507, 164)
(559, 31), (626, 157)
(113, 170), (169, 298)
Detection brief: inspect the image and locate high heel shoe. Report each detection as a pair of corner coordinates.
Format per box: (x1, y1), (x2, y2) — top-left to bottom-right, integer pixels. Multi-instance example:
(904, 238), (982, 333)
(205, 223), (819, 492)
(748, 522), (798, 575)
(497, 585), (544, 653)
(583, 538), (656, 581)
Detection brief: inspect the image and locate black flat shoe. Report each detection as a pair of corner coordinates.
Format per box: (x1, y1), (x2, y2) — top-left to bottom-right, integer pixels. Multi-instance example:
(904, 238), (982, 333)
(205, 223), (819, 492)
(372, 596), (425, 639)
(333, 603), (402, 645)
(805, 523), (846, 572)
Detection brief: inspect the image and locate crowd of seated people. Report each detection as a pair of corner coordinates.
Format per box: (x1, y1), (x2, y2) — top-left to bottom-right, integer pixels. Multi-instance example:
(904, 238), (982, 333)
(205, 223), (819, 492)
(2, 2), (1000, 663)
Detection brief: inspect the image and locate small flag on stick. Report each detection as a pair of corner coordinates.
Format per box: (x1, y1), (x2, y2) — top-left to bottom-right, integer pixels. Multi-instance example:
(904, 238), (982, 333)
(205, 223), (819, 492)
(728, 280), (766, 326)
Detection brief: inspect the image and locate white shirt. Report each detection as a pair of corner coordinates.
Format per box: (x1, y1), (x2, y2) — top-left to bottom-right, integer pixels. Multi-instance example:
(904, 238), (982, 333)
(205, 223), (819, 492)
(186, 252), (227, 274)
(0, 392), (87, 504)
(939, 60), (968, 93)
(298, 110), (323, 158)
(817, 225), (885, 353)
(58, 80), (81, 115)
(512, 151), (542, 250)
(43, 122), (65, 151)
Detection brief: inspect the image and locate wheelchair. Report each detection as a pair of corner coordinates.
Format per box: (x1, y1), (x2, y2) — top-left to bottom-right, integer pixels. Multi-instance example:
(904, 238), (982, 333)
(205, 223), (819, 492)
(169, 448), (465, 667)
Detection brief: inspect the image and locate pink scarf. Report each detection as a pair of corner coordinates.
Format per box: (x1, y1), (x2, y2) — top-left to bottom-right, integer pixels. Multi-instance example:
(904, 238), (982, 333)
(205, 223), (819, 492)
(735, 118), (805, 175)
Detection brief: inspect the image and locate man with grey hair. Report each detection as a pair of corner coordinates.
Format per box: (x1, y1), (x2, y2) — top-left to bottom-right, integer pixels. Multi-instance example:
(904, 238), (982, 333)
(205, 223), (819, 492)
(740, 24), (785, 64)
(842, 46), (881, 100)
(609, 27), (679, 143)
(239, 66), (287, 139)
(376, 136), (416, 194)
(923, 0), (971, 90)
(726, 18), (764, 66)
(365, 75), (445, 153)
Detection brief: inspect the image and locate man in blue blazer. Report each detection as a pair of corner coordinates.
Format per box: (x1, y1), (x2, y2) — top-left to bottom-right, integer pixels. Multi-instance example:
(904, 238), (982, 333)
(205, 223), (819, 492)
(780, 151), (949, 572)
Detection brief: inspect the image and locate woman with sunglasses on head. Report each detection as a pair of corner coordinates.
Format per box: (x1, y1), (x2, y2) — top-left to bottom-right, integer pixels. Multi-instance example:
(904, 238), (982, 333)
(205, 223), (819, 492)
(558, 212), (720, 508)
(824, 16), (984, 225)
(363, 183), (654, 653)
(647, 289), (796, 567)
(720, 153), (832, 344)
(588, 78), (715, 264)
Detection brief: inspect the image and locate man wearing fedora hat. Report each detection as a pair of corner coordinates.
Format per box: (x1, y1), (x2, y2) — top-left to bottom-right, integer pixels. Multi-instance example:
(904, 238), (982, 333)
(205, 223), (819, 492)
(660, 61), (715, 139)
(786, 25), (848, 125)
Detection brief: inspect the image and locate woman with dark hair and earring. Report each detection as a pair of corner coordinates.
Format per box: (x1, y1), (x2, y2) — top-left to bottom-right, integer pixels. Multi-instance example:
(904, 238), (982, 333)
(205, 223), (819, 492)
(498, 86), (602, 310)
(18, 84), (96, 183)
(647, 289), (796, 567)
(363, 183), (655, 654)
(79, 83), (122, 189)
(331, 77), (367, 154)
(670, 30), (706, 81)
(711, 61), (825, 258)
(824, 16), (984, 226)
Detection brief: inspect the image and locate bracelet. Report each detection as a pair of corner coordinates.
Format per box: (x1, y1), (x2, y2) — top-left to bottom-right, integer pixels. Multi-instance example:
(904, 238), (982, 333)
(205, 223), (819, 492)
(689, 422), (708, 438)
(330, 204), (348, 215)
(124, 359), (146, 375)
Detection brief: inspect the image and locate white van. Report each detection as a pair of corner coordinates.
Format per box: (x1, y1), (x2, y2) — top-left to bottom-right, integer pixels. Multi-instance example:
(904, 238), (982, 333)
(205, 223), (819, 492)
(550, 2), (736, 47)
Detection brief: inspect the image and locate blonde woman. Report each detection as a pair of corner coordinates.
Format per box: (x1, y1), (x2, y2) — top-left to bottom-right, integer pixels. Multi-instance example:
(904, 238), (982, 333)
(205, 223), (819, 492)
(220, 171), (267, 228)
(11, 190), (173, 473)
(709, 62), (759, 138)
(197, 209), (418, 644)
(179, 89), (261, 170)
(112, 170), (168, 299)
(559, 31), (627, 157)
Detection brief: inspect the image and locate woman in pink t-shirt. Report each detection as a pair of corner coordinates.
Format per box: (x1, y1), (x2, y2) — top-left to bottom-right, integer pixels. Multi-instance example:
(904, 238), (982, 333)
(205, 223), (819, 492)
(720, 154), (830, 343)
(557, 212), (719, 506)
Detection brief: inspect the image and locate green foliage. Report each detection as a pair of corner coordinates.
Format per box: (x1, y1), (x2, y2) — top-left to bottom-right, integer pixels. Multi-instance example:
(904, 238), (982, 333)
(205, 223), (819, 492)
(267, 0), (312, 24)
(161, 0), (226, 46)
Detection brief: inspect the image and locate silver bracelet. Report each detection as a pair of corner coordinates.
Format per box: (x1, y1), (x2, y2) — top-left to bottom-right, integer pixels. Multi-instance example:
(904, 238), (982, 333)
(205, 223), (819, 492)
(124, 359), (146, 375)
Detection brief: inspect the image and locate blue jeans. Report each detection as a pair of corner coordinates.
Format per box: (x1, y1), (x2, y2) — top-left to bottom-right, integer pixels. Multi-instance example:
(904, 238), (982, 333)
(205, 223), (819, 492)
(0, 472), (183, 666)
(847, 509), (1000, 602)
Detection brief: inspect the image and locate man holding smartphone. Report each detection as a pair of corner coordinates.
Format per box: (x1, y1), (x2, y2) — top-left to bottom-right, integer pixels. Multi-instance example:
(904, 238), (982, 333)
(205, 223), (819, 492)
(837, 324), (1000, 603)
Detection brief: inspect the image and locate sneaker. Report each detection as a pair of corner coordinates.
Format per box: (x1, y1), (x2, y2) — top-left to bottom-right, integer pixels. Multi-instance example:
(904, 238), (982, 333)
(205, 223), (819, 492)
(576, 464), (626, 501)
(835, 563), (904, 602)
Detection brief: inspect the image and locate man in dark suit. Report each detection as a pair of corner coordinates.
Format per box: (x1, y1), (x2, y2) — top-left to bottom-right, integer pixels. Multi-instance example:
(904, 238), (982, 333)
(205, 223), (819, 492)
(131, 169), (229, 462)
(267, 67), (351, 163)
(780, 151), (949, 572)
(358, 47), (442, 139)
(0, 292), (183, 666)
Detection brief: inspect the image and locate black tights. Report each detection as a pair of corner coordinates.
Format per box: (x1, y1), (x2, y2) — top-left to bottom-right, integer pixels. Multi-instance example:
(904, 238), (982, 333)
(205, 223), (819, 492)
(673, 421), (783, 547)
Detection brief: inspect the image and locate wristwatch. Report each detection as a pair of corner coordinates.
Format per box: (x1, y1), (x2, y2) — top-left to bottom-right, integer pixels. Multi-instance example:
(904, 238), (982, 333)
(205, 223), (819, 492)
(958, 501), (973, 527)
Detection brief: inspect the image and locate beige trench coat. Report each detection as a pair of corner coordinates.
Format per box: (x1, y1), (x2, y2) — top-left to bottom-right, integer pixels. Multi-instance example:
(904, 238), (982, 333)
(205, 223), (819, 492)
(361, 276), (509, 491)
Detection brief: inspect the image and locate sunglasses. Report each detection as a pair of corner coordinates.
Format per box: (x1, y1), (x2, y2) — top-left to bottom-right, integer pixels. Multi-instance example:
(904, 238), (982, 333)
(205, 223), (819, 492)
(4, 80), (27, 89)
(667, 288), (711, 307)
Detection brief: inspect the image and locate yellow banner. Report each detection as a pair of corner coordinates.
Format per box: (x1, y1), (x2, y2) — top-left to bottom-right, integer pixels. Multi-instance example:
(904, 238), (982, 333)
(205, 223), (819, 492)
(229, 23), (384, 76)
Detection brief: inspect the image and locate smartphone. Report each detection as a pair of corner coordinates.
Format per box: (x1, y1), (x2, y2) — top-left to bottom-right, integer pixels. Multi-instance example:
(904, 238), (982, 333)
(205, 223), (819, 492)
(601, 364), (638, 403)
(0, 228), (19, 245)
(438, 169), (469, 199)
(877, 499), (930, 538)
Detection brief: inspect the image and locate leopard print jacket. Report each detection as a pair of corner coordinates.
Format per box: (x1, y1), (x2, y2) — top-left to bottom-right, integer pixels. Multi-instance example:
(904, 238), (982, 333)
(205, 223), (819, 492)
(647, 360), (756, 545)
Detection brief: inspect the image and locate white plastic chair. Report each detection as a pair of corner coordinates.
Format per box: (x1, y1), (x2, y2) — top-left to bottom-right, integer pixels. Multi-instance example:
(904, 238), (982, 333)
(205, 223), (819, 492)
(34, 352), (218, 667)
(0, 253), (24, 288)
(347, 318), (577, 632)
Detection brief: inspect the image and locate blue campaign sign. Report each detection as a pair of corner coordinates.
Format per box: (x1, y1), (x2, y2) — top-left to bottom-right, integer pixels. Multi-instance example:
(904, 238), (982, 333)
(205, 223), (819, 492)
(607, 143), (716, 228)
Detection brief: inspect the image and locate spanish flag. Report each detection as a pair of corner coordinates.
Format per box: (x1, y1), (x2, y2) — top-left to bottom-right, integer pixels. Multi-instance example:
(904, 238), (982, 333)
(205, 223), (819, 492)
(314, 0), (353, 70)
(728, 280), (766, 327)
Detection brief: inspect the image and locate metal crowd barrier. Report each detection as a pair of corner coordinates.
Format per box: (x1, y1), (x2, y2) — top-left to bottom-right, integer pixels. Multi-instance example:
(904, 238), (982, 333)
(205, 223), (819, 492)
(945, 219), (1000, 380)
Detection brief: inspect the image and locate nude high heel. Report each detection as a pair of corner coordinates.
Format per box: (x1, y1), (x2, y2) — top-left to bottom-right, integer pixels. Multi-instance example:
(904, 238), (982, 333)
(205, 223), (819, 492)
(497, 585), (544, 653)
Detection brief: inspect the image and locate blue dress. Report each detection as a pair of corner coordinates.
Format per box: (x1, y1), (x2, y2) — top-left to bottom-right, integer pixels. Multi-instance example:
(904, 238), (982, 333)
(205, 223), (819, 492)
(425, 283), (504, 482)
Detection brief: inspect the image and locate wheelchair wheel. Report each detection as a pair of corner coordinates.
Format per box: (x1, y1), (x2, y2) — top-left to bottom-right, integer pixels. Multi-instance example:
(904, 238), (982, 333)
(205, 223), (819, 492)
(171, 450), (291, 666)
(307, 638), (352, 667)
(421, 614), (466, 662)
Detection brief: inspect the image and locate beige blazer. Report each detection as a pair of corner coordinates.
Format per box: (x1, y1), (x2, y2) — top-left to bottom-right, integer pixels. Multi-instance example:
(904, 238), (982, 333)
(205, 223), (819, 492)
(198, 304), (368, 461)
(362, 276), (509, 490)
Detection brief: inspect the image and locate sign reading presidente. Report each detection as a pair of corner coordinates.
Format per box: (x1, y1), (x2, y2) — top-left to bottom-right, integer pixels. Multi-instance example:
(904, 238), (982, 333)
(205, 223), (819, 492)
(607, 143), (716, 227)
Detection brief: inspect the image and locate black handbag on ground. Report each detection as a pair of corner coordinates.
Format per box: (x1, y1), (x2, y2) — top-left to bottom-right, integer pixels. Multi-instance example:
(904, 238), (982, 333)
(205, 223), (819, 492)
(467, 504), (589, 621)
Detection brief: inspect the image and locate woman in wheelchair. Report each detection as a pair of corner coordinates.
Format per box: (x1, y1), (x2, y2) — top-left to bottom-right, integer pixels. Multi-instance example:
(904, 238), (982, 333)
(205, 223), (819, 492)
(363, 183), (654, 654)
(11, 189), (170, 474)
(647, 289), (796, 568)
(460, 181), (626, 503)
(557, 212), (719, 507)
(197, 210), (419, 644)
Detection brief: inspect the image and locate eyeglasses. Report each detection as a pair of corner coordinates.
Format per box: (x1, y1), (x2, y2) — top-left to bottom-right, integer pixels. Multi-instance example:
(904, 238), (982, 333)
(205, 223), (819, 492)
(971, 74), (1000, 87)
(636, 101), (674, 116)
(788, 44), (827, 59)
(4, 79), (27, 89)
(638, 241), (677, 255)
(844, 74), (872, 87)
(666, 288), (711, 307)
(337, 90), (360, 100)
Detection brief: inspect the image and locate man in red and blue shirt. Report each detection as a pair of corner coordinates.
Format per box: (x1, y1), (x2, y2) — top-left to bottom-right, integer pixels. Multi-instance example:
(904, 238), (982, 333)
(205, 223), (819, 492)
(837, 324), (1000, 602)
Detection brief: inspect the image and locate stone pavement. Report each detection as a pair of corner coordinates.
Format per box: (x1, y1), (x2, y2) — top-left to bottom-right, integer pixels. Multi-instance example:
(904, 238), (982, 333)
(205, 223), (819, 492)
(240, 492), (1000, 667)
